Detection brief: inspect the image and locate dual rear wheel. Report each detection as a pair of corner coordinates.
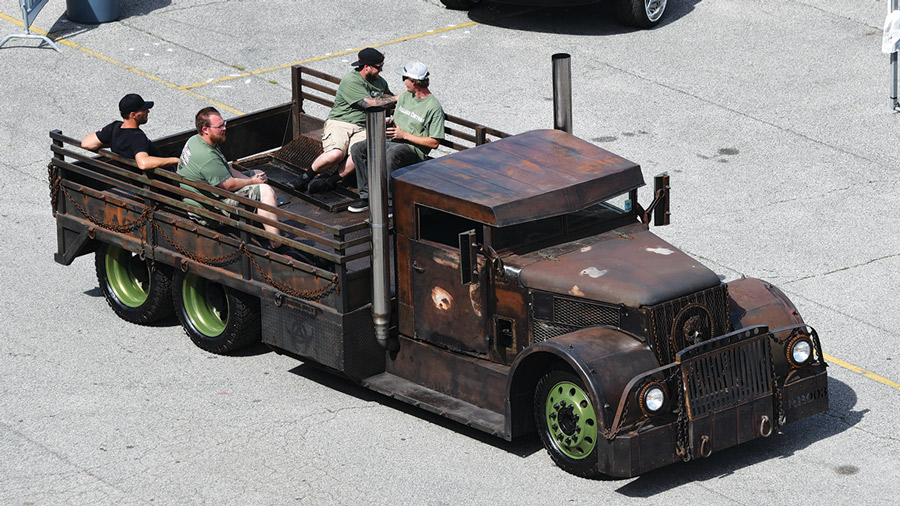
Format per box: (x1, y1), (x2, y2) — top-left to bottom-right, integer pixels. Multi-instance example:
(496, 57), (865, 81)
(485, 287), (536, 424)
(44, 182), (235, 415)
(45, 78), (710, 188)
(95, 244), (260, 353)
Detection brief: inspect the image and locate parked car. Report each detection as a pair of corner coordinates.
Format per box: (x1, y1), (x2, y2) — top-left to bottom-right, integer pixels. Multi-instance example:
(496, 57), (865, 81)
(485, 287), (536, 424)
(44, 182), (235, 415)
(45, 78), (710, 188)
(441, 0), (667, 29)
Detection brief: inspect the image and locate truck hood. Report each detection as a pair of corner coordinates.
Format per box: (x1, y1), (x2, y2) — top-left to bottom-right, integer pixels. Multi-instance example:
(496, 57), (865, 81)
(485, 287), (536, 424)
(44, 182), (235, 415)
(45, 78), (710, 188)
(515, 223), (721, 307)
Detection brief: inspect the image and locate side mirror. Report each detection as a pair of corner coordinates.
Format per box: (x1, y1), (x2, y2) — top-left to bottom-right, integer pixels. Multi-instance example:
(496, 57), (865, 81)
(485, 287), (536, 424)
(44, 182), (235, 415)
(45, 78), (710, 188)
(653, 173), (670, 226)
(458, 229), (477, 285)
(642, 173), (671, 226)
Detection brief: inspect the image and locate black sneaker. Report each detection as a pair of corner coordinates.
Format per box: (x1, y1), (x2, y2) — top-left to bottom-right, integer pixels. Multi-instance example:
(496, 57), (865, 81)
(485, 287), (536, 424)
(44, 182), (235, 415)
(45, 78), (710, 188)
(347, 200), (369, 213)
(307, 174), (340, 194)
(285, 171), (313, 192)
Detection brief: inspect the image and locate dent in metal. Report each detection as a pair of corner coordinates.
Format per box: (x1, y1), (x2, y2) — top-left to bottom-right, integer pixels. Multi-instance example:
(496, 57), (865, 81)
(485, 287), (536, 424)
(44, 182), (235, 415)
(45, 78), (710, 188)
(431, 287), (453, 310)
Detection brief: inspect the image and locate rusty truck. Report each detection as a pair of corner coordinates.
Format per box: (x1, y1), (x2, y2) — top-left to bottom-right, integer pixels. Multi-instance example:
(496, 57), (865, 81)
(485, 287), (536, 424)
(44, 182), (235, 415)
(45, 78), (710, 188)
(48, 55), (828, 478)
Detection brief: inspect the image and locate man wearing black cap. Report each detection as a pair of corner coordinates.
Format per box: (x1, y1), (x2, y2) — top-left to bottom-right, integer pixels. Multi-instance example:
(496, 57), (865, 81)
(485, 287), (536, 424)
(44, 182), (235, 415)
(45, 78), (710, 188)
(81, 93), (179, 171)
(289, 48), (393, 194)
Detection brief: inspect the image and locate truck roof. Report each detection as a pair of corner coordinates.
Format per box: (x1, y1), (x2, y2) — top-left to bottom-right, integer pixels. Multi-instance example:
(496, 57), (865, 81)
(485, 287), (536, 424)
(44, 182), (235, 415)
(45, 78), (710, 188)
(392, 129), (645, 227)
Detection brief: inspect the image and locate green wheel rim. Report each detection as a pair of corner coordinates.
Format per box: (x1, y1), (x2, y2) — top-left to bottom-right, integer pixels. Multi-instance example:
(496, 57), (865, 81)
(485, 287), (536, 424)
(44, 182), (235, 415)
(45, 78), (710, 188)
(181, 273), (227, 337)
(105, 245), (150, 308)
(544, 380), (598, 460)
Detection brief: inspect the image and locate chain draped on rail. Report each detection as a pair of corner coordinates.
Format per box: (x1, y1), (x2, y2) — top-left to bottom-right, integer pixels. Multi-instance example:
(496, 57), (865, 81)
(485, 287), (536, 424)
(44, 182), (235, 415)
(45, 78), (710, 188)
(49, 163), (339, 301)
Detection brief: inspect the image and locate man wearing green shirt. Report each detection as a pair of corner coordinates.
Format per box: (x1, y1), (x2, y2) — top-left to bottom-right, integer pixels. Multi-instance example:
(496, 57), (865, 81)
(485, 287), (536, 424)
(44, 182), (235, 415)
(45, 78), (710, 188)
(177, 107), (298, 257)
(292, 48), (393, 194)
(348, 61), (445, 213)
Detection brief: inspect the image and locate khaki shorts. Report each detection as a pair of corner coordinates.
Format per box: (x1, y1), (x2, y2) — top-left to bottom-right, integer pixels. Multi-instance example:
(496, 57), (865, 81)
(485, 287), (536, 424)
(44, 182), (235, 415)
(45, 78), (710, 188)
(321, 119), (366, 156)
(188, 171), (263, 227)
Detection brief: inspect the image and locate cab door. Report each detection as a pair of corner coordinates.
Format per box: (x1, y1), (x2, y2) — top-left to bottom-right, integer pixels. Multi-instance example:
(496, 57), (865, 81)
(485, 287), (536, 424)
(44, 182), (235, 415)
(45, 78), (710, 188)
(409, 217), (490, 355)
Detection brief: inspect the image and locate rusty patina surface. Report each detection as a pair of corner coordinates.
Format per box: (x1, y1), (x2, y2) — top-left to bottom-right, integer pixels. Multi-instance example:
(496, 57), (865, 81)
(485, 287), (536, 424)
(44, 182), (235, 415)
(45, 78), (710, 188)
(515, 222), (721, 307)
(393, 129), (644, 228)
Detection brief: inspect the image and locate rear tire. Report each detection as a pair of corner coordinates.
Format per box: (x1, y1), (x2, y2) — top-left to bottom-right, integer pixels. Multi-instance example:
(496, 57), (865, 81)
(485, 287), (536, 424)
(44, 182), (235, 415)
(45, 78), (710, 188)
(173, 270), (260, 354)
(440, 0), (481, 10)
(534, 369), (603, 478)
(615, 0), (667, 29)
(95, 243), (174, 325)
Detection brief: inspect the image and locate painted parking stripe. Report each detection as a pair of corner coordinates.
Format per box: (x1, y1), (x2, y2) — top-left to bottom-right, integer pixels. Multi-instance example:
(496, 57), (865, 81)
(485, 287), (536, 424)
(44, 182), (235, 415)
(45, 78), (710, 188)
(179, 21), (479, 90)
(0, 12), (244, 115)
(824, 354), (900, 392)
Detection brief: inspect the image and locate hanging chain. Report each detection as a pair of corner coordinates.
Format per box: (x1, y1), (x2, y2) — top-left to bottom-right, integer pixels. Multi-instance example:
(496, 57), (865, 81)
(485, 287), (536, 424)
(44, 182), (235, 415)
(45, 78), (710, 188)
(49, 165), (339, 301)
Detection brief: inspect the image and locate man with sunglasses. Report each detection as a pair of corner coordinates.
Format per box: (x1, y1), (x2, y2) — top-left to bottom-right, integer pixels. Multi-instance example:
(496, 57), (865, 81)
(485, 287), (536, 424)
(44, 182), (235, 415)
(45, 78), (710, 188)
(177, 107), (302, 258)
(290, 47), (394, 194)
(81, 93), (179, 171)
(348, 61), (445, 213)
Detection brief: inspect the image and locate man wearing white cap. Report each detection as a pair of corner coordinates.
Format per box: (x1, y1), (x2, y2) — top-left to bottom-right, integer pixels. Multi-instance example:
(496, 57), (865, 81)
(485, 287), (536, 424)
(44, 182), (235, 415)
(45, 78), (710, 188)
(348, 61), (445, 213)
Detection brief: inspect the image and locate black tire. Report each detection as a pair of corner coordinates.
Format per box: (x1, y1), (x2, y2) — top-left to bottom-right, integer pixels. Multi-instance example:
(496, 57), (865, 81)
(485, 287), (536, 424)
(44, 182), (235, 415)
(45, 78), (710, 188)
(615, 0), (667, 29)
(172, 269), (261, 354)
(440, 0), (481, 10)
(95, 243), (174, 325)
(534, 369), (603, 478)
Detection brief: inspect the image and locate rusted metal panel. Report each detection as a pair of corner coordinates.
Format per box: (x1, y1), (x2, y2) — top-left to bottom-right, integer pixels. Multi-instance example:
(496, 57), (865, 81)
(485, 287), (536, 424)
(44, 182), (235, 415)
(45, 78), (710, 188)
(387, 335), (509, 415)
(393, 129), (644, 228)
(516, 223), (721, 307)
(410, 240), (490, 355)
(261, 297), (384, 380)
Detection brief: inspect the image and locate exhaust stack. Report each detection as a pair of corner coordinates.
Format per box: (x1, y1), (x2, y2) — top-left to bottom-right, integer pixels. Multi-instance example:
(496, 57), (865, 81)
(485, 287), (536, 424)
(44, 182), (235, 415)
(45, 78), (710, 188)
(364, 106), (393, 350)
(552, 53), (573, 134)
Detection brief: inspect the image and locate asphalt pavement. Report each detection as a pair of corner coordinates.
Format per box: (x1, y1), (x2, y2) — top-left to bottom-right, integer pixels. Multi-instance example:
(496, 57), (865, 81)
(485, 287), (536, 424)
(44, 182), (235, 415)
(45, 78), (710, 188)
(1, 0), (898, 504)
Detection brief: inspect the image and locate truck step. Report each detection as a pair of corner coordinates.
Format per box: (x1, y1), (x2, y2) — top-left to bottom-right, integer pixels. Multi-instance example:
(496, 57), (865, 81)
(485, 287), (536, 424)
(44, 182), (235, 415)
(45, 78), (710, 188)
(362, 372), (507, 438)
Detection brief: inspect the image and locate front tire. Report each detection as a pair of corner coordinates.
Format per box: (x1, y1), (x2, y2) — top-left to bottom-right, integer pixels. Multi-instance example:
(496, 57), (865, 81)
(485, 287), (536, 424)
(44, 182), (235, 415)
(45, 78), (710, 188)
(534, 369), (603, 478)
(440, 0), (481, 10)
(615, 0), (667, 29)
(173, 270), (260, 354)
(95, 243), (174, 325)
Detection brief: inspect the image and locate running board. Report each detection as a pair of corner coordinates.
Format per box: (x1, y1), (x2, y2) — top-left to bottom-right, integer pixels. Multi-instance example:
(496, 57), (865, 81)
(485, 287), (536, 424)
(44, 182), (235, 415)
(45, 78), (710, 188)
(362, 372), (507, 438)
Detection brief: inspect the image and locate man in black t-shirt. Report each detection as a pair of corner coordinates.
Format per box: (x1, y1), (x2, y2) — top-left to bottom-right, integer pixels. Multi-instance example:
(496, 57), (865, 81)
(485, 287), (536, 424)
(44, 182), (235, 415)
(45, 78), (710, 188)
(81, 93), (179, 171)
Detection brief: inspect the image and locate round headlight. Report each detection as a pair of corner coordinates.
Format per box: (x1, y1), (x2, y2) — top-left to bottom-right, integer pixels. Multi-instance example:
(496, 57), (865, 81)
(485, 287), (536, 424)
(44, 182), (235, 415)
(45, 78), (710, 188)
(788, 336), (813, 367)
(641, 383), (666, 415)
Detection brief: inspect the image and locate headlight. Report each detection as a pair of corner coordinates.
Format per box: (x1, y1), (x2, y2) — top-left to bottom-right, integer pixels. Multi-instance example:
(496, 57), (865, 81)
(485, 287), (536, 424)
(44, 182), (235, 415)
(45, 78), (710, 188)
(640, 383), (667, 415)
(787, 335), (813, 368)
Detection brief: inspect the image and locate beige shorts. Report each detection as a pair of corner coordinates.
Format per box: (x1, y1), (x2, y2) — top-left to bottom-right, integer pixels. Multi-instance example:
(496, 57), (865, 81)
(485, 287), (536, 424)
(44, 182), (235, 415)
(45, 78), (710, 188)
(321, 119), (366, 155)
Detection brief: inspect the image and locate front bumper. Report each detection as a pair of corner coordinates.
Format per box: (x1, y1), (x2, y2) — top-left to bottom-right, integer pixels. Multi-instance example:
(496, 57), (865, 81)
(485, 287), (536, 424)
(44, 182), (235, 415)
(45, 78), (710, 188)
(598, 326), (828, 478)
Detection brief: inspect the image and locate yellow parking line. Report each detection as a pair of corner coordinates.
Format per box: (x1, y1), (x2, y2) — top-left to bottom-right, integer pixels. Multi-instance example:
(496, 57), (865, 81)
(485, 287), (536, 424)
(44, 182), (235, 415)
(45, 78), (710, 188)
(824, 353), (900, 391)
(180, 21), (479, 90)
(0, 12), (244, 115)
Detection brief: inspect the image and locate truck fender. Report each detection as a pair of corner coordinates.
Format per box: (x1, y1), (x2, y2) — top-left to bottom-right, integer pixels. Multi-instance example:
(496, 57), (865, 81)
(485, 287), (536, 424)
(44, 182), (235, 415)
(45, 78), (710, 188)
(506, 326), (659, 439)
(727, 277), (804, 332)
(727, 277), (815, 377)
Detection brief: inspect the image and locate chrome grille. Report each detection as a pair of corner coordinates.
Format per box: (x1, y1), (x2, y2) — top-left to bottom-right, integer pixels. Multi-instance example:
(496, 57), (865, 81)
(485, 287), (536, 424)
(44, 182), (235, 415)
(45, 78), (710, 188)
(678, 327), (772, 419)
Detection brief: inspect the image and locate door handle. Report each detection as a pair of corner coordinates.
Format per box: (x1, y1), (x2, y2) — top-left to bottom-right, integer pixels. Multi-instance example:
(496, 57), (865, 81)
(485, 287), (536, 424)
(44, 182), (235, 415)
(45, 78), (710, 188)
(412, 261), (425, 273)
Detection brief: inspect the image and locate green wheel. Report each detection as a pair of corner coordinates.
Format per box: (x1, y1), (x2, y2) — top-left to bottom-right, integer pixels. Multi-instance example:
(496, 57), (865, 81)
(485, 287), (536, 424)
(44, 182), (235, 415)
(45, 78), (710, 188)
(95, 243), (173, 325)
(534, 369), (603, 477)
(173, 270), (260, 354)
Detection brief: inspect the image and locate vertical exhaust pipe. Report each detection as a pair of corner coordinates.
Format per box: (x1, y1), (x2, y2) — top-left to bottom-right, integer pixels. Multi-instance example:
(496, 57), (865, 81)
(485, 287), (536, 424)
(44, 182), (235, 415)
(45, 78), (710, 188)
(364, 106), (393, 350)
(552, 53), (573, 134)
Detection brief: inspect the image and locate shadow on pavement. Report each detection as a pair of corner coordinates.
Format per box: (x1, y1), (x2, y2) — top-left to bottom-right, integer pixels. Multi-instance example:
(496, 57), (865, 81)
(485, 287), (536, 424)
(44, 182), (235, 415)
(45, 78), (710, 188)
(615, 376), (861, 495)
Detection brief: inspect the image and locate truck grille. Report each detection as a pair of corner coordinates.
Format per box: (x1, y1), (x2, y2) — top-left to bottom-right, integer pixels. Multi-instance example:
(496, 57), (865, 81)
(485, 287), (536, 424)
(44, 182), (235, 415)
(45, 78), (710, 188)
(531, 295), (620, 343)
(677, 327), (772, 419)
(648, 284), (731, 364)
